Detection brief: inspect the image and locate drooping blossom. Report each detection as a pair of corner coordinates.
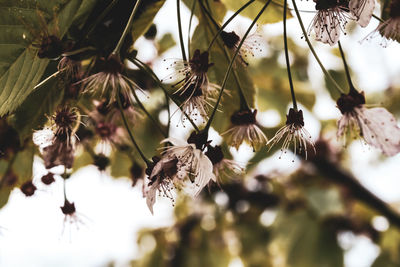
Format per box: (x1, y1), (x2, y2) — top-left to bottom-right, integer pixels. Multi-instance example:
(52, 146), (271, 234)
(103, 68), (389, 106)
(163, 50), (219, 122)
(60, 199), (88, 238)
(80, 54), (142, 105)
(205, 145), (243, 184)
(268, 108), (315, 160)
(308, 0), (351, 46)
(223, 109), (268, 151)
(144, 155), (186, 214)
(162, 133), (216, 196)
(33, 107), (79, 169)
(364, 0), (400, 46)
(163, 49), (216, 98)
(336, 89), (400, 156)
(349, 0), (375, 27)
(20, 180), (37, 197)
(220, 29), (263, 66)
(178, 81), (216, 121)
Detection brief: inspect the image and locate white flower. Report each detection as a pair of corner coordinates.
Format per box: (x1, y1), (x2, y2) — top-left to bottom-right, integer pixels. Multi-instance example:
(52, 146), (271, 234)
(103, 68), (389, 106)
(223, 109), (268, 151)
(308, 0), (351, 46)
(336, 90), (400, 156)
(144, 155), (186, 214)
(220, 29), (263, 66)
(163, 49), (217, 99)
(349, 0), (375, 27)
(33, 127), (55, 152)
(268, 108), (315, 160)
(363, 0), (400, 46)
(163, 136), (216, 196)
(178, 81), (218, 121)
(80, 54), (141, 105)
(205, 145), (243, 183)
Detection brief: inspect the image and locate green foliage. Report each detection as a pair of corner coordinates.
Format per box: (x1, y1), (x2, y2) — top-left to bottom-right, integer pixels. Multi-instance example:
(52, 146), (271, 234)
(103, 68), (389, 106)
(0, 0), (96, 115)
(132, 1), (166, 43)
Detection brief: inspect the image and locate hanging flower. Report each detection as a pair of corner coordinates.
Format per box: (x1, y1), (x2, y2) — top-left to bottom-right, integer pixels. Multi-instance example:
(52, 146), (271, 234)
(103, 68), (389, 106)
(349, 0), (375, 27)
(336, 89), (400, 156)
(163, 49), (217, 99)
(58, 56), (82, 82)
(162, 132), (216, 196)
(60, 199), (87, 236)
(178, 81), (217, 121)
(144, 155), (186, 214)
(223, 109), (268, 151)
(268, 108), (315, 160)
(20, 180), (37, 197)
(33, 107), (79, 169)
(308, 0), (351, 46)
(364, 0), (400, 46)
(205, 145), (243, 183)
(41, 172), (56, 185)
(80, 54), (142, 105)
(220, 29), (263, 66)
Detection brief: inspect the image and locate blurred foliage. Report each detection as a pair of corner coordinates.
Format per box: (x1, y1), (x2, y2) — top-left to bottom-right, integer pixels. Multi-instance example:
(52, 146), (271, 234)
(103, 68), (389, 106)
(1, 0), (400, 266)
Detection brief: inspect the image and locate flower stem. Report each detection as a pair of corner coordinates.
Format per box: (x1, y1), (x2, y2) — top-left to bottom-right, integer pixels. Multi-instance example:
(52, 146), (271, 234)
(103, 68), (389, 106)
(200, 2), (250, 110)
(338, 41), (355, 92)
(177, 0), (187, 61)
(207, 0), (255, 51)
(130, 89), (168, 137)
(372, 14), (384, 23)
(205, 0), (272, 131)
(130, 58), (200, 132)
(283, 0), (297, 111)
(291, 0), (345, 94)
(112, 0), (143, 56)
(117, 89), (150, 165)
(188, 0), (197, 59)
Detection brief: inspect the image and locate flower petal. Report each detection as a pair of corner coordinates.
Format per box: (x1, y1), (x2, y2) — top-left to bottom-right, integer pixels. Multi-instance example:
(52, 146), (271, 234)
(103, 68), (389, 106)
(356, 107), (400, 156)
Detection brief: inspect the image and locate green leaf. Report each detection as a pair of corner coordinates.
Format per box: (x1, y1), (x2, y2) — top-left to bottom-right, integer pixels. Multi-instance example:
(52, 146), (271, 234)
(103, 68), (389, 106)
(8, 64), (64, 143)
(0, 0), (96, 116)
(72, 149), (93, 172)
(12, 146), (34, 183)
(157, 33), (176, 55)
(222, 0), (291, 25)
(131, 0), (166, 43)
(110, 149), (132, 178)
(324, 69), (348, 101)
(272, 210), (344, 267)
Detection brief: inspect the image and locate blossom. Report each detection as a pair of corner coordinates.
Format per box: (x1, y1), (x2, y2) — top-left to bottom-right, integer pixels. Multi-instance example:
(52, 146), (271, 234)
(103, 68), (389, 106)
(144, 155), (186, 214)
(41, 172), (56, 185)
(163, 49), (217, 99)
(20, 180), (37, 197)
(268, 108), (315, 160)
(349, 0), (375, 27)
(308, 0), (351, 46)
(364, 0), (400, 46)
(220, 29), (263, 66)
(163, 133), (216, 196)
(33, 107), (79, 169)
(80, 54), (141, 105)
(60, 200), (87, 237)
(336, 89), (400, 156)
(179, 81), (217, 121)
(58, 56), (81, 82)
(205, 145), (243, 183)
(223, 109), (268, 151)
